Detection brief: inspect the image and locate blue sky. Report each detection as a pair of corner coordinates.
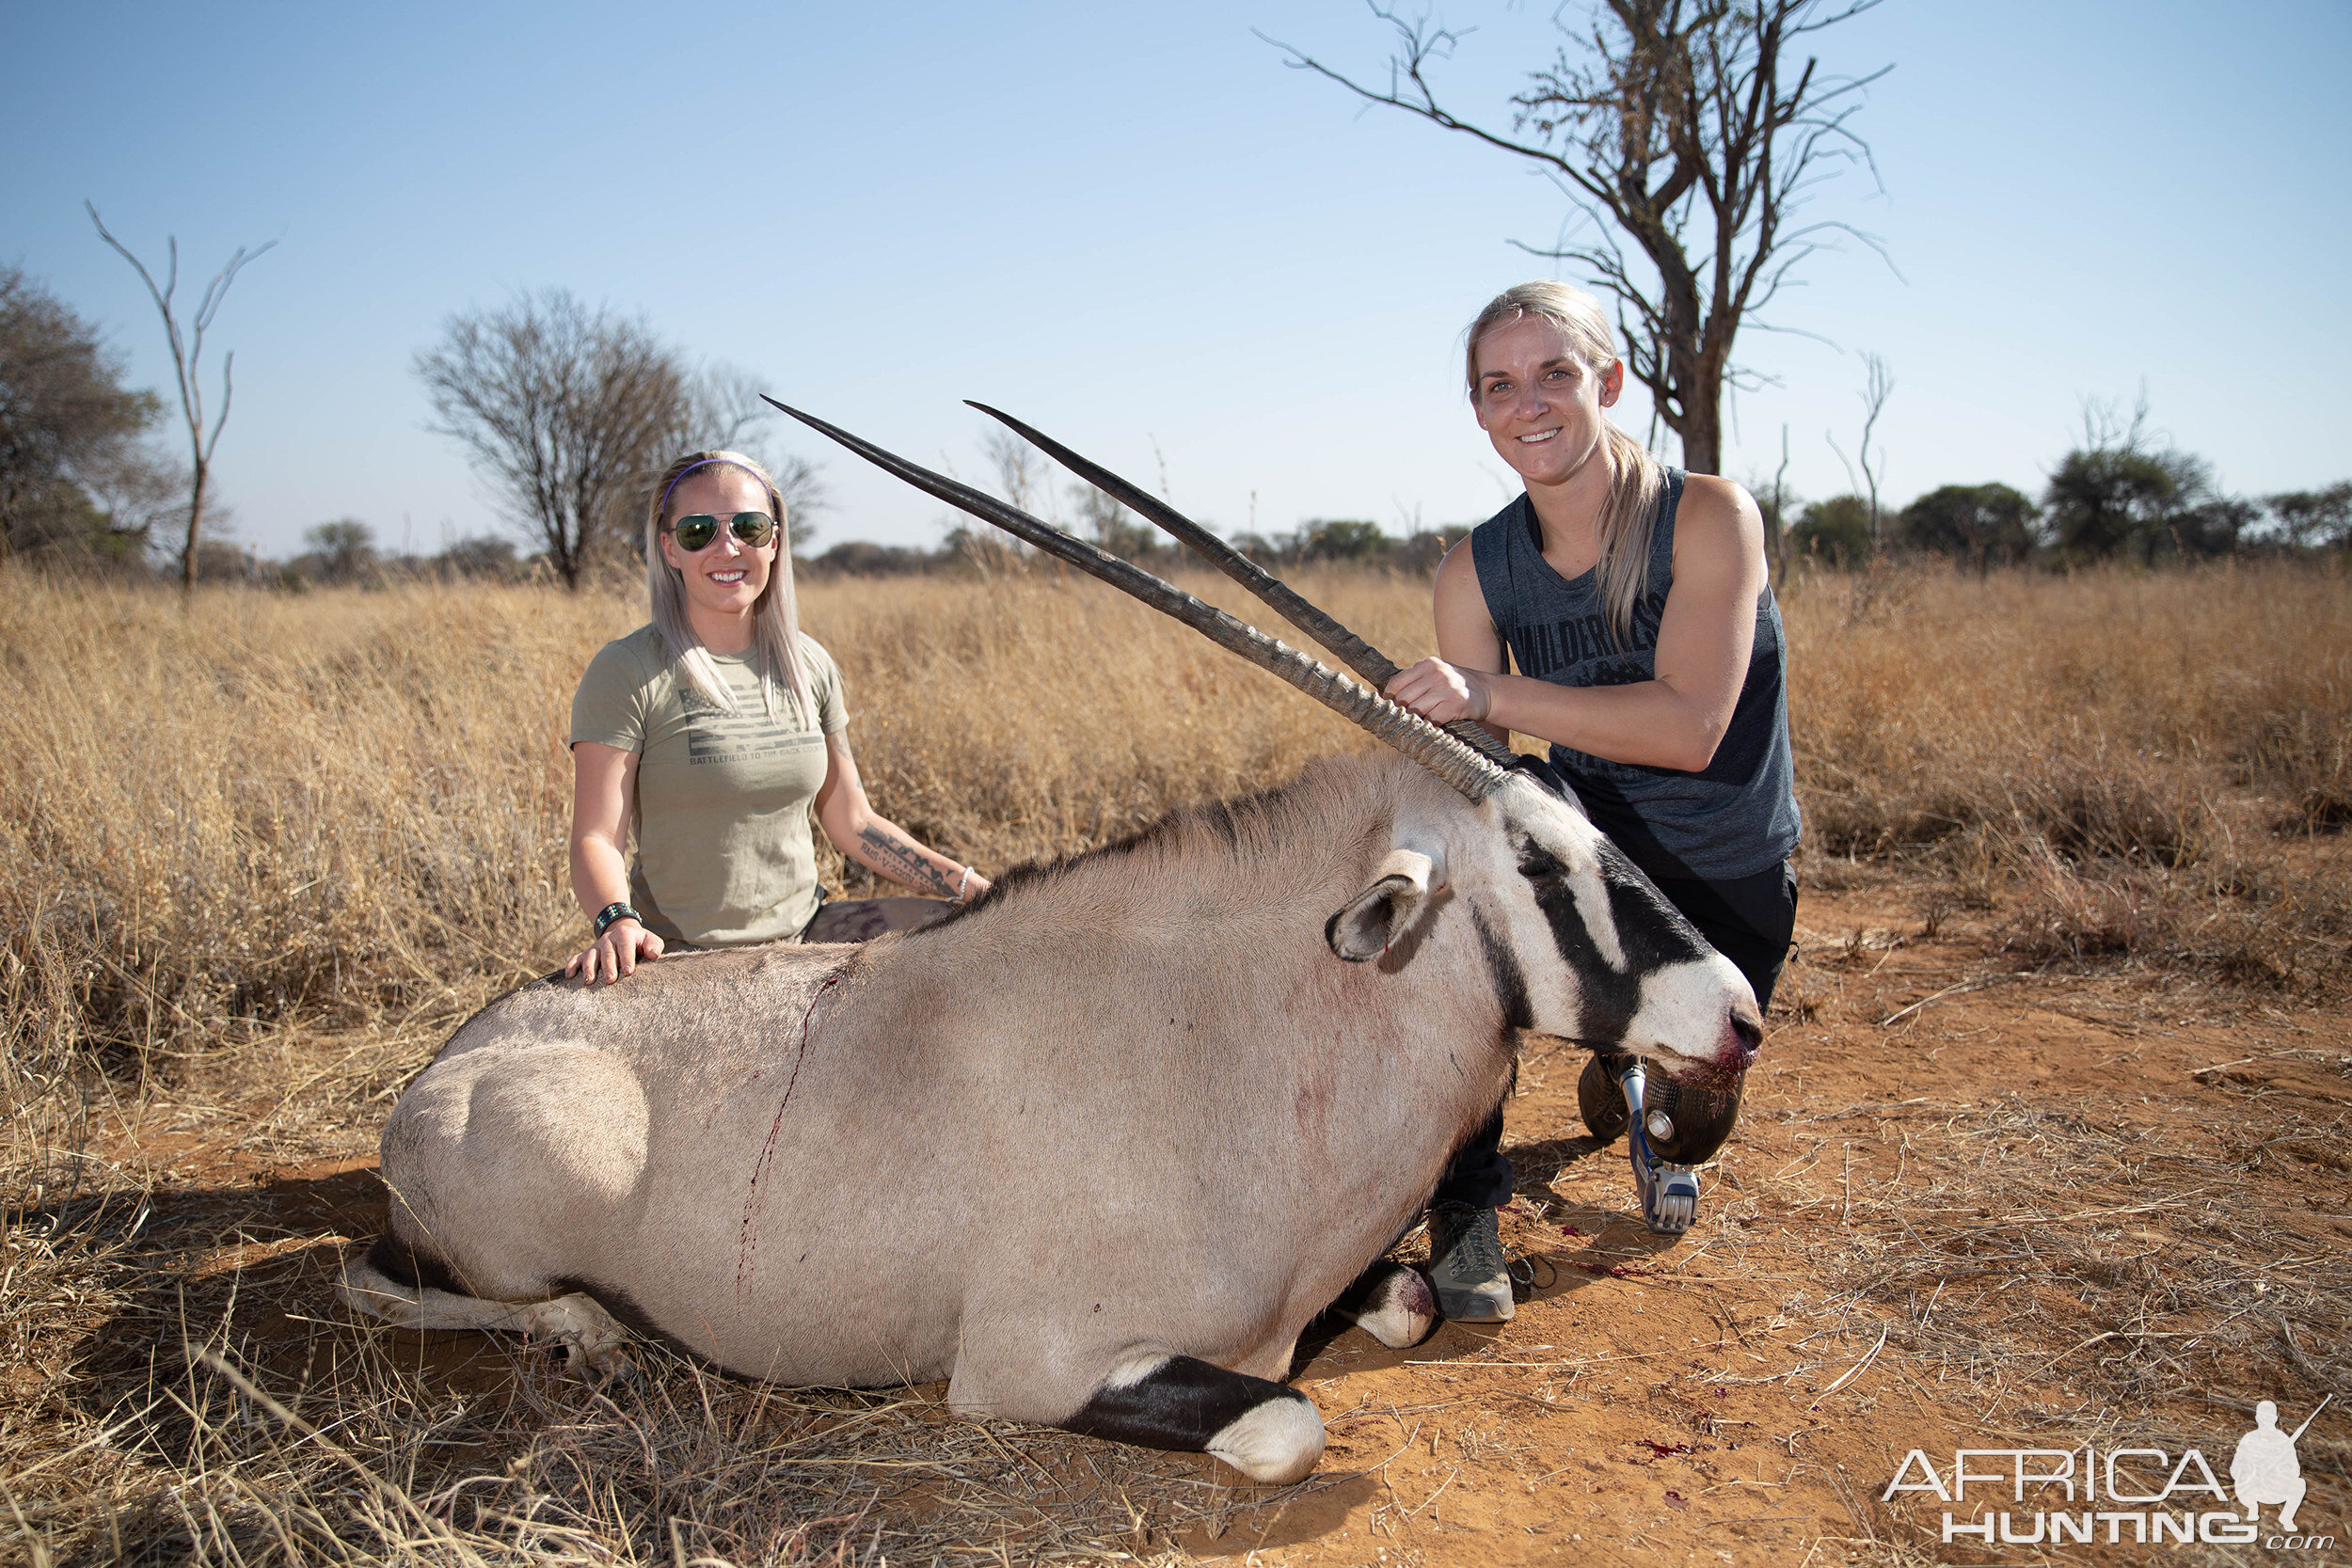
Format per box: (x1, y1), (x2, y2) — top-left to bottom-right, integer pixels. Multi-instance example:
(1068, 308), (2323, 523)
(6, 1), (2348, 557)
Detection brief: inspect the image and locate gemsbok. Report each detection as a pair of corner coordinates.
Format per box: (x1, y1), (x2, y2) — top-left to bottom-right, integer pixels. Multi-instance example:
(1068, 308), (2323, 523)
(341, 406), (1760, 1484)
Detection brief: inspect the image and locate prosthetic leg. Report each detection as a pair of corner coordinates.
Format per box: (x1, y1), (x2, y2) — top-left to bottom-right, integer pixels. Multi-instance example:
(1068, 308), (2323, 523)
(1578, 1053), (1742, 1236)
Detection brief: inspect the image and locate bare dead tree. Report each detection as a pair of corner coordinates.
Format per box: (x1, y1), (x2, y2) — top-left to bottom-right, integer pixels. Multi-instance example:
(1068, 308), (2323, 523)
(1069, 480), (1156, 562)
(691, 363), (778, 452)
(1826, 350), (1892, 547)
(760, 451), (833, 553)
(86, 204), (276, 594)
(415, 290), (687, 590)
(1271, 1), (1888, 474)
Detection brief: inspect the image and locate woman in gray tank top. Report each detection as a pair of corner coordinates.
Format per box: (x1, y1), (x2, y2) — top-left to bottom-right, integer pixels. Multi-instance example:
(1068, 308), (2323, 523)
(1383, 282), (1801, 1321)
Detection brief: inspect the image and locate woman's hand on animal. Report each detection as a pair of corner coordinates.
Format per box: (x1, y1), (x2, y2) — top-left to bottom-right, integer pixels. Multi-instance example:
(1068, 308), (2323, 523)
(566, 919), (664, 986)
(1386, 657), (1494, 726)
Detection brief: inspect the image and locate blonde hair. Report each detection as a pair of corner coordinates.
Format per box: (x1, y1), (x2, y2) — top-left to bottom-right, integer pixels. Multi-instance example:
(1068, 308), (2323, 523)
(643, 450), (813, 720)
(1464, 281), (1665, 649)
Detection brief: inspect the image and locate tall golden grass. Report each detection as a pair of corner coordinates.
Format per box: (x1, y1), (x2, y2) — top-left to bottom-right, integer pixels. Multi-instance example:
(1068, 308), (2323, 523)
(0, 566), (1429, 1148)
(2, 559), (2345, 1122)
(3, 557), (2348, 1567)
(1788, 561), (2350, 980)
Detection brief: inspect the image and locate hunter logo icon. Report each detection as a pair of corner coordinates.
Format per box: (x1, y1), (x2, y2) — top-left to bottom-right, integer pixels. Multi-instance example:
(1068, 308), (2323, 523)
(2234, 1396), (2328, 1533)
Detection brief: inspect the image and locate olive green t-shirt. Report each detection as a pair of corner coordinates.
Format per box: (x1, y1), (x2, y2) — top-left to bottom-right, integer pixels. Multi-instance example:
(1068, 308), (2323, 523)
(569, 626), (849, 946)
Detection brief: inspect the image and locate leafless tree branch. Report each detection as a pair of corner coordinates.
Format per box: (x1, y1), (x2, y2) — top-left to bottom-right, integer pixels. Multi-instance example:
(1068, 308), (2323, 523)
(1825, 348), (1893, 546)
(1272, 1), (1890, 473)
(86, 202), (276, 594)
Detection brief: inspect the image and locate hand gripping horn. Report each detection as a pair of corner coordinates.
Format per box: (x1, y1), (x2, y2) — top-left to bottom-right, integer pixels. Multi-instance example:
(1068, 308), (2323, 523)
(760, 396), (1507, 802)
(964, 401), (1520, 773)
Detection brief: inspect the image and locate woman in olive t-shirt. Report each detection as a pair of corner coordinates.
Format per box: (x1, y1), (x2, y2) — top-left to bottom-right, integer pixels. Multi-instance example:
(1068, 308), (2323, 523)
(563, 449), (990, 985)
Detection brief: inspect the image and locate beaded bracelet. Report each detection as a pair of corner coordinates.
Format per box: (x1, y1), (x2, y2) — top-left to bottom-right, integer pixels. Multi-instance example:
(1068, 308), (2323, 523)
(594, 901), (641, 937)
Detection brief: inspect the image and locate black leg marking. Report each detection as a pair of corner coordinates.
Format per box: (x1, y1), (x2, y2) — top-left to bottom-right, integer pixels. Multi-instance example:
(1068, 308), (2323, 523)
(365, 1231), (465, 1296)
(1067, 1355), (1283, 1450)
(1066, 1356), (1325, 1481)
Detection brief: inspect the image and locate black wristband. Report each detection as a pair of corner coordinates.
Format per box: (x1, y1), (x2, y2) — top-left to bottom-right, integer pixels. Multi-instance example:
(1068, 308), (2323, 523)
(594, 902), (641, 937)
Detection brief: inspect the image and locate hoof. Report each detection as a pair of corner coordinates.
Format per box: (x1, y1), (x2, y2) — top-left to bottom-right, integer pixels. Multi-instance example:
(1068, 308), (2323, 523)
(1356, 1266), (1438, 1348)
(553, 1339), (640, 1383)
(1206, 1391), (1326, 1484)
(524, 1294), (634, 1383)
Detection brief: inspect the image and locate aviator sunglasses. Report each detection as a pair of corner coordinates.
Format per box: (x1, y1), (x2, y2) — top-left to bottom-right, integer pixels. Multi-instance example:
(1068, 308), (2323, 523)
(668, 511), (777, 552)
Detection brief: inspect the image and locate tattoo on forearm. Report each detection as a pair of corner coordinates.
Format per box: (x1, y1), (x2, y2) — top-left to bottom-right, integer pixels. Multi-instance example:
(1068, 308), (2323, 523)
(857, 825), (956, 897)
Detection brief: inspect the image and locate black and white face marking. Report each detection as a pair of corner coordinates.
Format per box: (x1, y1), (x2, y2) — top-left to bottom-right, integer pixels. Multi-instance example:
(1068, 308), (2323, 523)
(1468, 900), (1534, 1037)
(1515, 833), (1708, 1038)
(1493, 781), (1759, 1076)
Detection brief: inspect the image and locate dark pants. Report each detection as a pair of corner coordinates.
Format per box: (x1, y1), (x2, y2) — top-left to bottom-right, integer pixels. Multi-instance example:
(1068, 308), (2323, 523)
(663, 896), (954, 954)
(801, 895), (955, 943)
(1431, 860), (1799, 1211)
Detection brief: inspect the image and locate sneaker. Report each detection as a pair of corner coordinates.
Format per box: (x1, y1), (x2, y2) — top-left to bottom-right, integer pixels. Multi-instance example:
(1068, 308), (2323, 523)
(1424, 1203), (1514, 1322)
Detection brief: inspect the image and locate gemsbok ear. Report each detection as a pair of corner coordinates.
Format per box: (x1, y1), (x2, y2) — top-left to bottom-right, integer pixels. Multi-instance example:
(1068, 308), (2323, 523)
(1326, 849), (1438, 963)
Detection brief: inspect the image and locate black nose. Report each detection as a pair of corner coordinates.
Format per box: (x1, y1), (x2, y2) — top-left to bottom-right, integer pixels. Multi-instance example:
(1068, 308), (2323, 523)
(1730, 1010), (1762, 1055)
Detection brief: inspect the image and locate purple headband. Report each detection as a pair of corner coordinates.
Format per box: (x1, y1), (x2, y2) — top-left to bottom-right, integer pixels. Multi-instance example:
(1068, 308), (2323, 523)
(660, 457), (773, 517)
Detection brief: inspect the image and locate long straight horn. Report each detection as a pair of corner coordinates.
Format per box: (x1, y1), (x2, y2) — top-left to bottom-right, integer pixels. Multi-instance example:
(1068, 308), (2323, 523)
(760, 397), (1506, 801)
(965, 401), (1520, 771)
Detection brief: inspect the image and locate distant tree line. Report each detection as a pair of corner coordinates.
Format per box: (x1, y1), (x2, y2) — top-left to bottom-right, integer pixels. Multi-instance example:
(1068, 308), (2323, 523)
(8, 261), (2344, 588)
(799, 433), (1465, 581)
(161, 518), (532, 591)
(796, 515), (1458, 580)
(0, 274), (831, 587)
(1780, 404), (2348, 574)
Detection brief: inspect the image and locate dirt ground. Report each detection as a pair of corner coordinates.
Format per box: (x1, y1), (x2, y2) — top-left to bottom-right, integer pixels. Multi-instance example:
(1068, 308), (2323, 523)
(1194, 866), (2351, 1567)
(8, 863), (2348, 1566)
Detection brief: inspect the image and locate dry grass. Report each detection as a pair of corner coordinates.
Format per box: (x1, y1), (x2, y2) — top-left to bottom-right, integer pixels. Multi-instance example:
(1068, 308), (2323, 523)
(0, 566), (1429, 1154)
(1785, 560), (2352, 989)
(1738, 942), (2352, 1563)
(6, 1173), (1271, 1565)
(0, 563), (1434, 1565)
(4, 558), (2349, 1565)
(6, 560), (2342, 1107)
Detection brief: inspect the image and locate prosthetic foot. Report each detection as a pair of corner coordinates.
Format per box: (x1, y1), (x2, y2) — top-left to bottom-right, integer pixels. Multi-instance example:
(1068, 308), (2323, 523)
(1618, 1061), (1702, 1235)
(1579, 1053), (1743, 1235)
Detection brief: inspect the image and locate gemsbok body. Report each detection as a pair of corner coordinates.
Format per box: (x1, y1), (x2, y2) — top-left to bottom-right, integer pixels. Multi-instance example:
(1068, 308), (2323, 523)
(342, 409), (1762, 1485)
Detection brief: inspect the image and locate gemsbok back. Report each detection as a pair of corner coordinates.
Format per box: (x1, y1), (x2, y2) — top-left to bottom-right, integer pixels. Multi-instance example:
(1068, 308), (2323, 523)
(341, 406), (1761, 1484)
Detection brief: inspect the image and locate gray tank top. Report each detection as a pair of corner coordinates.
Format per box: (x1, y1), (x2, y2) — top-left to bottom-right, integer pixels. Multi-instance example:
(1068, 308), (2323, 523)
(1469, 470), (1800, 881)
